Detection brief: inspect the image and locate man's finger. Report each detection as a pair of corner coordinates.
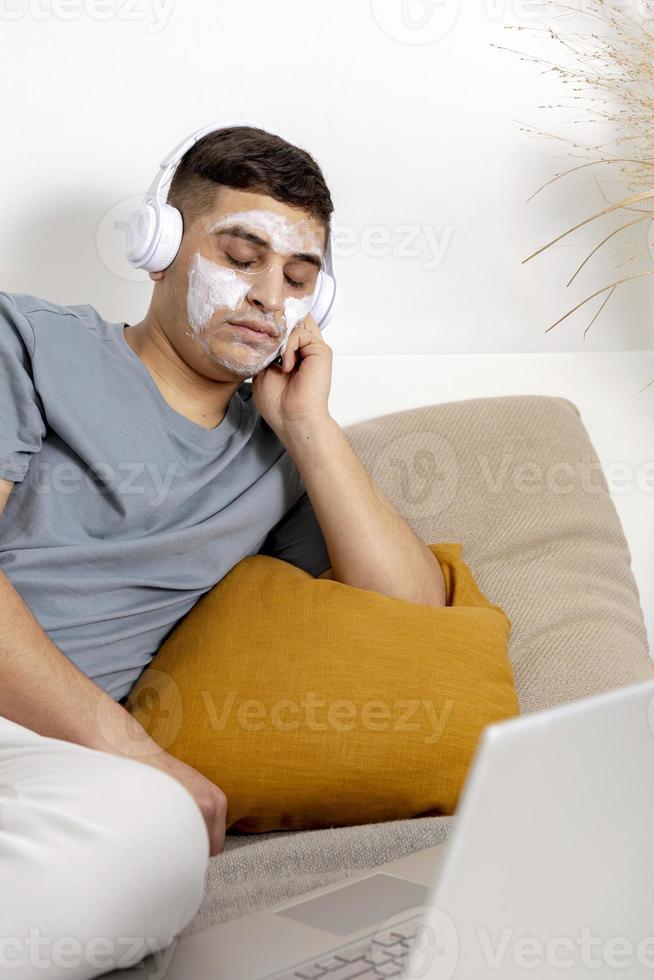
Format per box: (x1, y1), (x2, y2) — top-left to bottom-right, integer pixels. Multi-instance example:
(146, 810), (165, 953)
(210, 814), (226, 856)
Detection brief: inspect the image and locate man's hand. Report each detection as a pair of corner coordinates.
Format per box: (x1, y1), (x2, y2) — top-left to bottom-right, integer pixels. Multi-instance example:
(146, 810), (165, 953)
(143, 749), (228, 857)
(251, 314), (333, 440)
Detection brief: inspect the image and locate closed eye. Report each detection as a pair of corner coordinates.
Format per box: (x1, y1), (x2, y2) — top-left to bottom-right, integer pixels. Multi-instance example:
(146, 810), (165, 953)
(226, 255), (306, 290)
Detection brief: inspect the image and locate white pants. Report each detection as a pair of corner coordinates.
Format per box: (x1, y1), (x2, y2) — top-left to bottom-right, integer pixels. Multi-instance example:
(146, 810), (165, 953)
(0, 714), (210, 980)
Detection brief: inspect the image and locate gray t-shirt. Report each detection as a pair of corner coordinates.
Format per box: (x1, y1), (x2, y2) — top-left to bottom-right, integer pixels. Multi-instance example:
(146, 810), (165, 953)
(0, 292), (331, 702)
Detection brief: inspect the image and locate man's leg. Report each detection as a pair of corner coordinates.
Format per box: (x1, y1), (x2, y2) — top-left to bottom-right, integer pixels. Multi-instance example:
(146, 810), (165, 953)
(0, 713), (209, 980)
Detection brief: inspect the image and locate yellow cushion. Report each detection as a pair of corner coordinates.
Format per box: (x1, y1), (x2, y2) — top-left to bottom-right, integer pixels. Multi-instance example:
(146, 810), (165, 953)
(125, 543), (519, 833)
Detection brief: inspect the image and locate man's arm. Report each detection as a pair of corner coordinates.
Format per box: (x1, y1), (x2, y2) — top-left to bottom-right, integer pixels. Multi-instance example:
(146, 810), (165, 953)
(0, 561), (156, 755)
(0, 478), (12, 515)
(283, 419), (447, 606)
(0, 480), (159, 752)
(0, 479), (227, 854)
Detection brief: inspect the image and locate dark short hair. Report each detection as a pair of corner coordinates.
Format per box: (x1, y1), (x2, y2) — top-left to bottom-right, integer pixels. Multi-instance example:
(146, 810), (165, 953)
(167, 125), (334, 246)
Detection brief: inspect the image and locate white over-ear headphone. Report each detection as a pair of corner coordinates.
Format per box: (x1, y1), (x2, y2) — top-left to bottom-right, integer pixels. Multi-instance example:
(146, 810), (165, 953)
(123, 120), (339, 330)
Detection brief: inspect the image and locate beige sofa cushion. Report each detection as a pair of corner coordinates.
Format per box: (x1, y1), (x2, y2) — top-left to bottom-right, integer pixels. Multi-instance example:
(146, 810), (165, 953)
(342, 394), (652, 712)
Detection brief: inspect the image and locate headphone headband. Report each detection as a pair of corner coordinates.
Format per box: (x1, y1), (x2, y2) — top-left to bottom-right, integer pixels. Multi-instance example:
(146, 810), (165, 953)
(144, 119), (265, 205)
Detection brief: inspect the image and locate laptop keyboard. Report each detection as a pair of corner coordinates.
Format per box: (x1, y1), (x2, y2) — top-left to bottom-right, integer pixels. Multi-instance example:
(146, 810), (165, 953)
(267, 915), (420, 979)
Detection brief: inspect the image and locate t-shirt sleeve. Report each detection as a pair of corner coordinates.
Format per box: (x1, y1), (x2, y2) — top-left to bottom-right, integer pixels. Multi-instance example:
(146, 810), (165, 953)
(0, 293), (47, 482)
(257, 488), (332, 577)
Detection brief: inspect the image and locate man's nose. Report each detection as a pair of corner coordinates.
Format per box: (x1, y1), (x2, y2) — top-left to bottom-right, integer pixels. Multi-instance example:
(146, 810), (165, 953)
(246, 263), (285, 317)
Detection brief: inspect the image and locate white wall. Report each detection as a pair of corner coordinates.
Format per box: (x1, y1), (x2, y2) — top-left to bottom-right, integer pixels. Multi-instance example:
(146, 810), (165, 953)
(1, 0), (652, 353)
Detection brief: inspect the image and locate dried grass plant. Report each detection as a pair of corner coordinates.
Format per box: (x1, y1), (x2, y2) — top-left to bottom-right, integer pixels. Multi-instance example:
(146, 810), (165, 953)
(492, 0), (654, 391)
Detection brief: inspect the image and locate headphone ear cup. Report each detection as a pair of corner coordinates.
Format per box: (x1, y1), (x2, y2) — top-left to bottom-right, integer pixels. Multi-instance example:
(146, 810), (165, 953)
(124, 202), (158, 268)
(141, 204), (184, 273)
(310, 270), (338, 329)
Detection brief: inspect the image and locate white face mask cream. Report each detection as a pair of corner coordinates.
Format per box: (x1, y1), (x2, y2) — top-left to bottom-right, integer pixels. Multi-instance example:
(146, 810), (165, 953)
(186, 252), (251, 333)
(185, 208), (323, 376)
(205, 209), (323, 259)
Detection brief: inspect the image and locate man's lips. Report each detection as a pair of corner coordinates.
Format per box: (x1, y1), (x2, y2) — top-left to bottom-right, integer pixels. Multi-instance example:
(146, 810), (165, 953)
(228, 319), (277, 338)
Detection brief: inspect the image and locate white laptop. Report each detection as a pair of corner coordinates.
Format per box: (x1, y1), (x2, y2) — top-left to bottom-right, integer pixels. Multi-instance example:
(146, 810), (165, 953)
(106, 679), (654, 979)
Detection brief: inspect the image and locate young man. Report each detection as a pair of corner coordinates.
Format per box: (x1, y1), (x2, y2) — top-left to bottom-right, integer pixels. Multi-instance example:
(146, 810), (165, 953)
(0, 126), (446, 977)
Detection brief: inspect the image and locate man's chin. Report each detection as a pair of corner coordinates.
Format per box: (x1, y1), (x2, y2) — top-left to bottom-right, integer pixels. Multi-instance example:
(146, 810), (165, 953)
(200, 344), (264, 381)
(192, 328), (280, 378)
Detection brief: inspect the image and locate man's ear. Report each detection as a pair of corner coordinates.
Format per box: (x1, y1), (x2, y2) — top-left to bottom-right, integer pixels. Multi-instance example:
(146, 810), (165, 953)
(148, 270), (166, 282)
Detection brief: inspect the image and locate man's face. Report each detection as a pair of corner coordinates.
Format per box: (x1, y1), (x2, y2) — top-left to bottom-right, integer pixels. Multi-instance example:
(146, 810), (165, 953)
(156, 187), (326, 382)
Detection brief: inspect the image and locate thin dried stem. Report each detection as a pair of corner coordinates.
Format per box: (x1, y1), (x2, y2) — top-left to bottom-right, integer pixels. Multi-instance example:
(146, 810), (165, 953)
(566, 215), (650, 287)
(523, 189), (654, 264)
(527, 158), (654, 204)
(543, 270), (654, 332)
